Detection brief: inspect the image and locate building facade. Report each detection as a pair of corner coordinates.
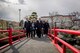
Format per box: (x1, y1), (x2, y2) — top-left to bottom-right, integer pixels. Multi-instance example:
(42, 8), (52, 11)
(41, 15), (75, 28)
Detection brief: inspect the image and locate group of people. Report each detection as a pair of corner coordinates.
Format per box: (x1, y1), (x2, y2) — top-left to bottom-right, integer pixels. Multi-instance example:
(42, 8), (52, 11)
(24, 18), (50, 38)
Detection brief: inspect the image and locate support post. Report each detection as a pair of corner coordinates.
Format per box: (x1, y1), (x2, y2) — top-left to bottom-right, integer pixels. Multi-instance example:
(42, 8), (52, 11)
(8, 28), (13, 45)
(63, 45), (66, 53)
(54, 22), (57, 44)
(18, 31), (20, 41)
(54, 28), (57, 44)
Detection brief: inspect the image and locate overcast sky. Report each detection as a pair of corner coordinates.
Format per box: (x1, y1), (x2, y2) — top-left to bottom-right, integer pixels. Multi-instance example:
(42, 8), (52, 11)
(0, 0), (80, 22)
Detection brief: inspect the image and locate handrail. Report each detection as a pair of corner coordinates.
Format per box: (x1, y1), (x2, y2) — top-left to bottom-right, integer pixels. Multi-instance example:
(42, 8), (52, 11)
(55, 37), (79, 53)
(55, 29), (80, 35)
(0, 30), (9, 32)
(48, 28), (80, 53)
(0, 37), (9, 41)
(0, 28), (26, 50)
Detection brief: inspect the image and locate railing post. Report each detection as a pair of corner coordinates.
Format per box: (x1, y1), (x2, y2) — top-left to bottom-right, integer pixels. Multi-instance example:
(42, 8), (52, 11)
(18, 30), (20, 41)
(54, 22), (57, 44)
(48, 29), (50, 34)
(63, 45), (66, 53)
(54, 28), (57, 44)
(8, 28), (13, 45)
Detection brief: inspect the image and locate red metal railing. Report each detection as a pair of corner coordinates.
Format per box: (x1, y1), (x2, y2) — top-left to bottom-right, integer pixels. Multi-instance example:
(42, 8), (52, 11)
(48, 28), (80, 53)
(0, 28), (26, 50)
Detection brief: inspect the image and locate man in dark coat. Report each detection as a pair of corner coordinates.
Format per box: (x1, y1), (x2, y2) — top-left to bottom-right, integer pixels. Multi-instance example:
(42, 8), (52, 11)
(43, 20), (50, 36)
(38, 18), (44, 37)
(24, 18), (31, 38)
(35, 19), (43, 38)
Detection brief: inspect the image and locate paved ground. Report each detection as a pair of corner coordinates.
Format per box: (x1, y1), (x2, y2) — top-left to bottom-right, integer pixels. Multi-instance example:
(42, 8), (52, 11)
(0, 37), (59, 53)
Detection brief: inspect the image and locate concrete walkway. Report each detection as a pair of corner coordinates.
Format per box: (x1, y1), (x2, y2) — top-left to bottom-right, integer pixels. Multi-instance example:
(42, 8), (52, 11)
(0, 37), (59, 53)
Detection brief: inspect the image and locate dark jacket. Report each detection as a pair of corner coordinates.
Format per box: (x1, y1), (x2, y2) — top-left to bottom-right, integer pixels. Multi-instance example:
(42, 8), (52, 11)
(35, 20), (43, 29)
(43, 22), (50, 29)
(24, 21), (31, 30)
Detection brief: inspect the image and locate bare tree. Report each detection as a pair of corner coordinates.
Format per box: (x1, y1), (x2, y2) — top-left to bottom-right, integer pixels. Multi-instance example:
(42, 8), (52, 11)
(69, 11), (80, 29)
(49, 12), (60, 28)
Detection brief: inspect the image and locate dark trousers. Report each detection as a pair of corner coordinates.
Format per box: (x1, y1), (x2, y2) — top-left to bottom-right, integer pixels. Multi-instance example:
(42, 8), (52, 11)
(36, 29), (41, 38)
(41, 29), (44, 37)
(26, 29), (31, 38)
(44, 29), (48, 35)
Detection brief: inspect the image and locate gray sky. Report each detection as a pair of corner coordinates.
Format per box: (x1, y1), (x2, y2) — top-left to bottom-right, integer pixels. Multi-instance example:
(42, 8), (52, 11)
(0, 0), (80, 22)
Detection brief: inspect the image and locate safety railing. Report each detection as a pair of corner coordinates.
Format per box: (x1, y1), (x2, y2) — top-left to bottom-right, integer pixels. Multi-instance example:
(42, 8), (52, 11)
(48, 28), (80, 53)
(0, 28), (26, 50)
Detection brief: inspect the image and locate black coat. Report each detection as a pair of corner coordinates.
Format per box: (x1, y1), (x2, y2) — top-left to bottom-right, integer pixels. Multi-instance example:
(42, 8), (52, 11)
(24, 21), (31, 31)
(43, 22), (49, 30)
(35, 20), (43, 29)
(43, 22), (50, 34)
